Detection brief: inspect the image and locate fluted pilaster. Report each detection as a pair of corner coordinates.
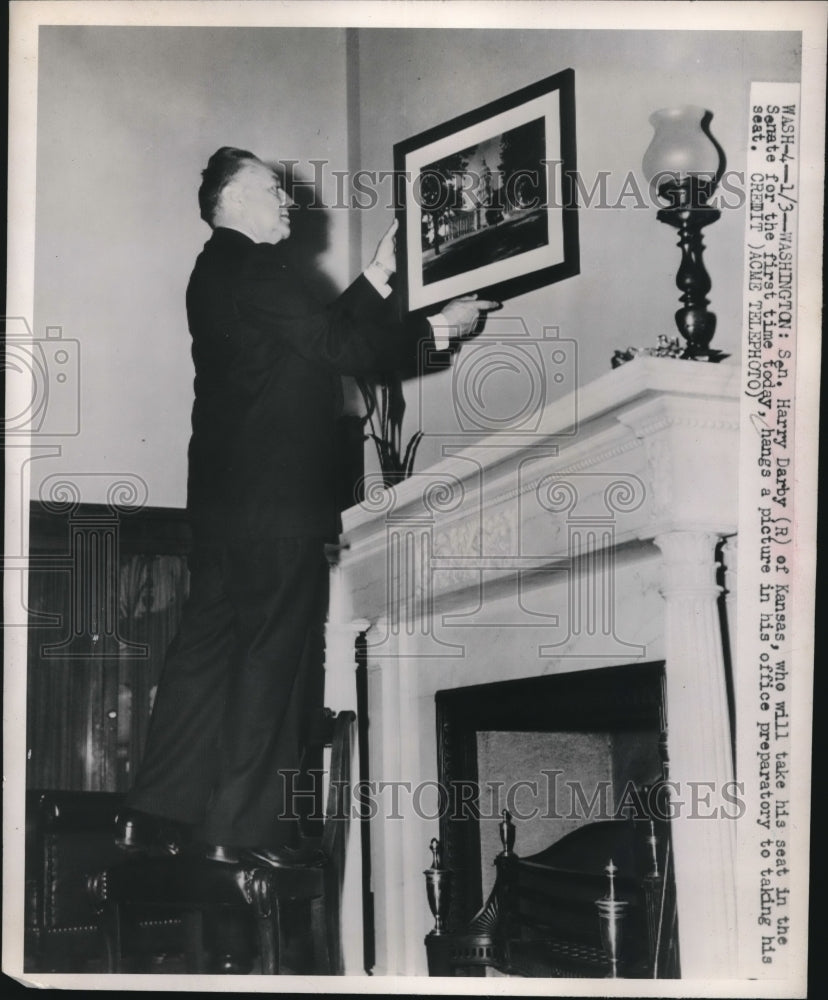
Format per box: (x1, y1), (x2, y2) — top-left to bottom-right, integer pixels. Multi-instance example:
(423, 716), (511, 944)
(654, 530), (737, 977)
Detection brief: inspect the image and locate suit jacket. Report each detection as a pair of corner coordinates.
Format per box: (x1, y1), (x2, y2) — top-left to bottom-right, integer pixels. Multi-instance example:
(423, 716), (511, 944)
(185, 226), (434, 542)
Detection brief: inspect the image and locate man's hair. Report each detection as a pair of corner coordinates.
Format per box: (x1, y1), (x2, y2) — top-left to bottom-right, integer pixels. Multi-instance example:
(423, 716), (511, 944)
(198, 147), (260, 226)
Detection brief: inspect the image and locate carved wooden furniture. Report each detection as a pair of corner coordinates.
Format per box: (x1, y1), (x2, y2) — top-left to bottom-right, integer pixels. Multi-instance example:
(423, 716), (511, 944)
(424, 810), (678, 978)
(86, 710), (356, 974)
(24, 790), (183, 973)
(87, 856), (272, 973)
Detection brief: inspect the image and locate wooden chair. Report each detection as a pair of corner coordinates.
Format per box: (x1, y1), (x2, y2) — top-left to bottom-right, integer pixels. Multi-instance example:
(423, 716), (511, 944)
(24, 790), (183, 973)
(87, 710), (356, 974)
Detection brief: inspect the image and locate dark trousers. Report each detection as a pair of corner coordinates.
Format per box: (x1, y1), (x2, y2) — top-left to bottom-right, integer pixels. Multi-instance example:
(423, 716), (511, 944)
(126, 537), (329, 847)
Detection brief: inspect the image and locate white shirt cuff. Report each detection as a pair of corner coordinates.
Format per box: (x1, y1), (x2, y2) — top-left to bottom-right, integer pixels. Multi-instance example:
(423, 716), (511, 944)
(364, 263), (393, 299)
(427, 312), (451, 351)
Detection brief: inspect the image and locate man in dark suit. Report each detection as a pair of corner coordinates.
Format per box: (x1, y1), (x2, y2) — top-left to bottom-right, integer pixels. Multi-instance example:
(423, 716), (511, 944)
(115, 147), (496, 868)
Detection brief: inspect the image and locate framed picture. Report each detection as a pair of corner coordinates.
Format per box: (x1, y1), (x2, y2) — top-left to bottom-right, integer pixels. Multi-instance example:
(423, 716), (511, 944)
(394, 69), (579, 315)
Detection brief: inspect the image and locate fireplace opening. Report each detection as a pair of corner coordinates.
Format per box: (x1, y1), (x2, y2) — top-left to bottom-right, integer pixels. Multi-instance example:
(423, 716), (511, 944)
(435, 661), (669, 935)
(475, 724), (663, 902)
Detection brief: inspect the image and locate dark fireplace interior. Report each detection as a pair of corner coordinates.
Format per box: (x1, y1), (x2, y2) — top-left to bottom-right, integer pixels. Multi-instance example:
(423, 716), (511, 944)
(435, 661), (667, 931)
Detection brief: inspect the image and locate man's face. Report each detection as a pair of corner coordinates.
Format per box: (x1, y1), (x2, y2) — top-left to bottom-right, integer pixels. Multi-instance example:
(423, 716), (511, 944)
(229, 161), (294, 244)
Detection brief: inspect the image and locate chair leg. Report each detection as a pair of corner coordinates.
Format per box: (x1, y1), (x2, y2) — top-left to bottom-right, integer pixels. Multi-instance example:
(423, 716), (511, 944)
(100, 903), (124, 973)
(325, 878), (343, 975)
(183, 910), (206, 973)
(87, 872), (122, 974)
(310, 897), (332, 974)
(250, 872), (280, 975)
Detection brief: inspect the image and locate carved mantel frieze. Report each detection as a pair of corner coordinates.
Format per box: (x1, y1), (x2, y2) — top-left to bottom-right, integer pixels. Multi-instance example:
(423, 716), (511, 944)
(614, 392), (740, 538)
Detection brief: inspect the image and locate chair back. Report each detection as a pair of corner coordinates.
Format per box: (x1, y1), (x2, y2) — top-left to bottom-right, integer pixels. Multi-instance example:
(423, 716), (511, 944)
(25, 790), (127, 970)
(320, 711), (356, 869)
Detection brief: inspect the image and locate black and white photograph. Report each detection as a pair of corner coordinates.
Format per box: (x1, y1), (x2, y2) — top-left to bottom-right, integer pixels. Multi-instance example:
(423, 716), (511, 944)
(3, 1), (824, 994)
(419, 120), (550, 285)
(394, 68), (579, 313)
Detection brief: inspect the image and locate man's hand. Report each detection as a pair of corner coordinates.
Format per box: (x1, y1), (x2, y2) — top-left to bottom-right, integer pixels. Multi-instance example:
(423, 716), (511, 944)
(439, 294), (501, 340)
(370, 218), (398, 276)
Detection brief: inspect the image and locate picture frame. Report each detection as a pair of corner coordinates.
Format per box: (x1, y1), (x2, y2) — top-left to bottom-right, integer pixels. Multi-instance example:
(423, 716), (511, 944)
(393, 68), (579, 315)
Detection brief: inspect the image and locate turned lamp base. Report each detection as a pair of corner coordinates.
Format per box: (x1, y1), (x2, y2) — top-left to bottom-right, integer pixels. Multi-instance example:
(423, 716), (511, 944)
(657, 201), (726, 361)
(613, 187), (730, 368)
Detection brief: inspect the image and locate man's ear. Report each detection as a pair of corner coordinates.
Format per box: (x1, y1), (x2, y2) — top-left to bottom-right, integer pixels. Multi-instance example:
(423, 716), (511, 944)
(214, 185), (241, 228)
(221, 178), (244, 212)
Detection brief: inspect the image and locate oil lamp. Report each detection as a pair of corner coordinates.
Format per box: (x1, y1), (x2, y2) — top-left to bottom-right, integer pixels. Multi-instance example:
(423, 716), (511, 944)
(642, 105), (728, 361)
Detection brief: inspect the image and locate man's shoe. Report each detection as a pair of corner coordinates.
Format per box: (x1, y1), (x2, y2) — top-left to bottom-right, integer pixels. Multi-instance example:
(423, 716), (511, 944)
(241, 844), (326, 869)
(114, 808), (191, 857)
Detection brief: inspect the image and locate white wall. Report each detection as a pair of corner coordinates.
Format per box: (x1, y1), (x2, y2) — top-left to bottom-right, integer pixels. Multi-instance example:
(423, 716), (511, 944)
(356, 28), (800, 471)
(33, 26), (351, 507)
(32, 27), (800, 504)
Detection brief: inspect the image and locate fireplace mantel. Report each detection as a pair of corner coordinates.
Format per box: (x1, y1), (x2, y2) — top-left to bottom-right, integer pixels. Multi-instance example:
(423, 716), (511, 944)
(326, 357), (741, 978)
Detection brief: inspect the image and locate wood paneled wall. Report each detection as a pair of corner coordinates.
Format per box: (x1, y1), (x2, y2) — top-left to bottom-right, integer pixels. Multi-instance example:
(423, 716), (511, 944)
(25, 503), (191, 792)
